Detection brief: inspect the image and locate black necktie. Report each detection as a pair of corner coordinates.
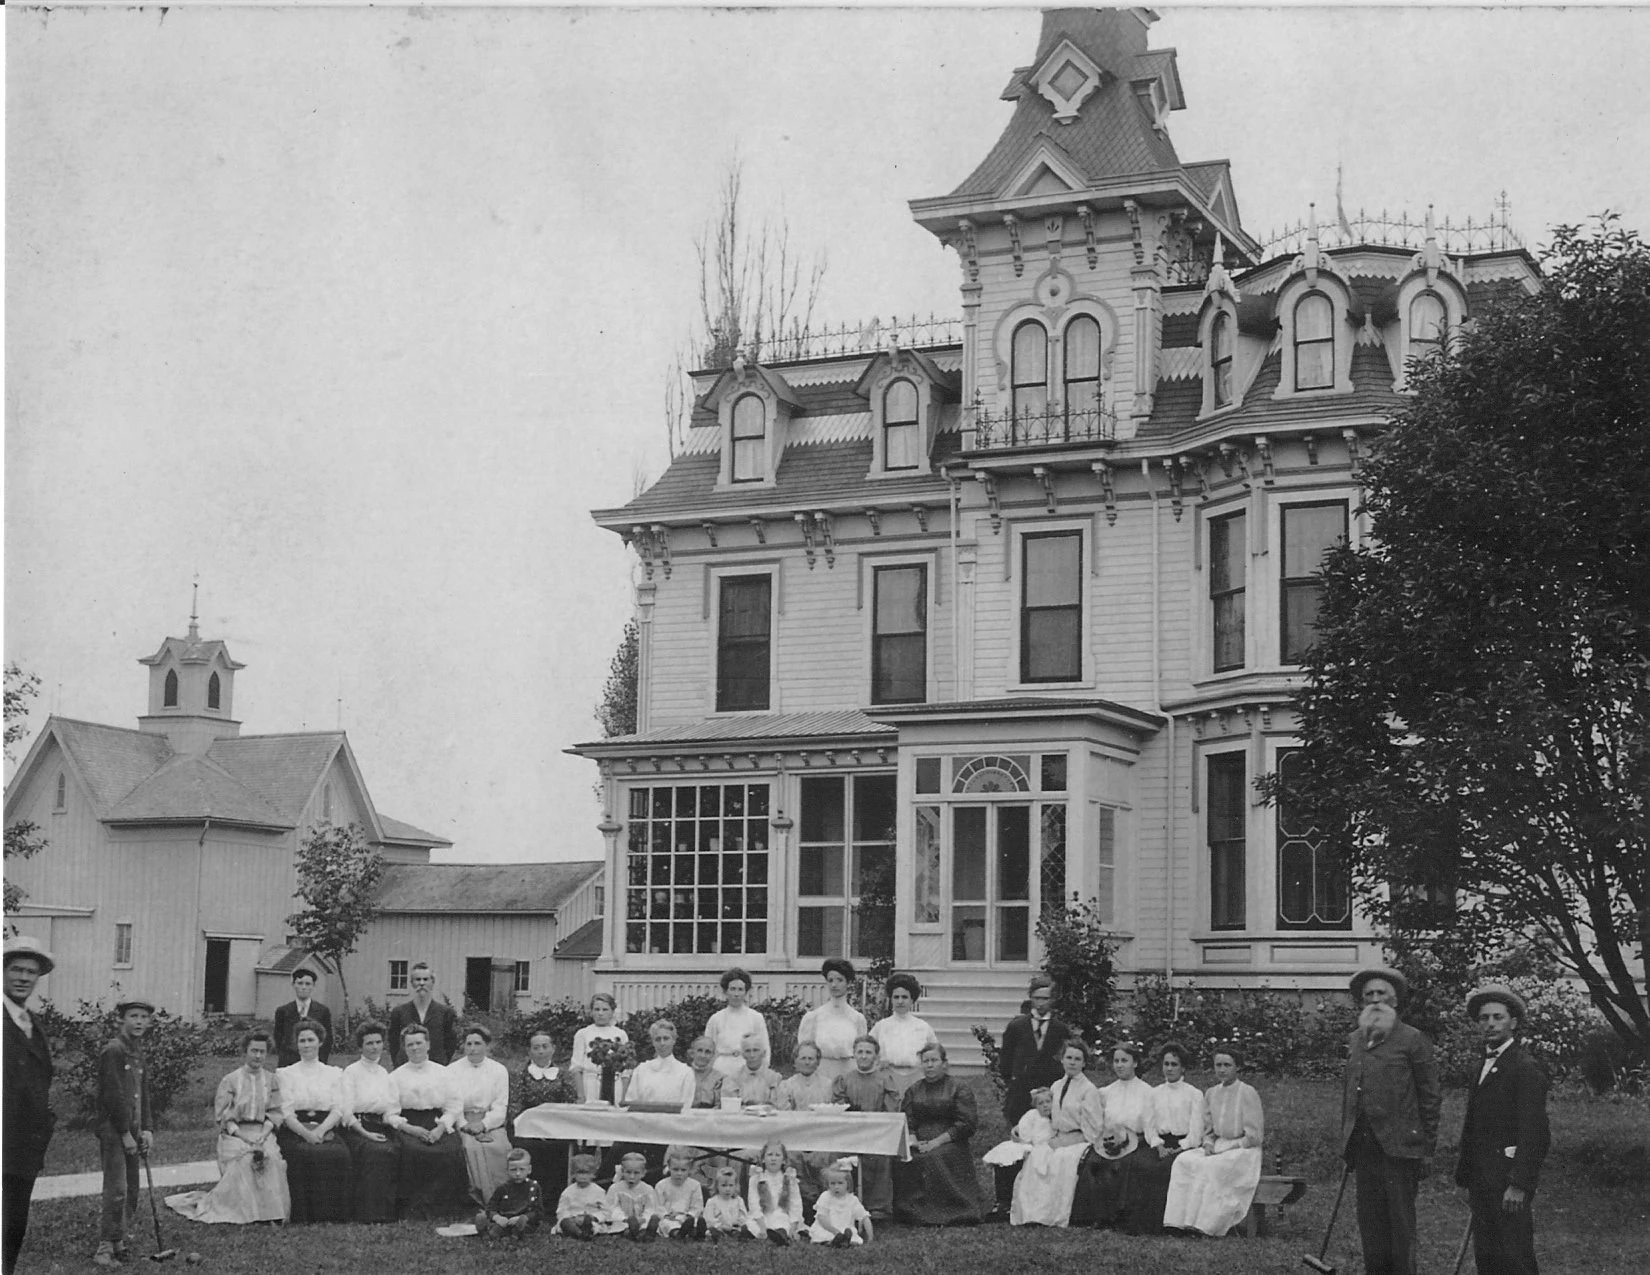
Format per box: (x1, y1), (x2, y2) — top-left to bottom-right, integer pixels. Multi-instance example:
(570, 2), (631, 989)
(1034, 1017), (1046, 1047)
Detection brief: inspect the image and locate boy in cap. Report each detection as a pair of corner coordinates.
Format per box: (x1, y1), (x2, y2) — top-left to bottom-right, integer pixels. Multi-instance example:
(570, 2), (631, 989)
(1454, 985), (1550, 1275)
(93, 1000), (156, 1266)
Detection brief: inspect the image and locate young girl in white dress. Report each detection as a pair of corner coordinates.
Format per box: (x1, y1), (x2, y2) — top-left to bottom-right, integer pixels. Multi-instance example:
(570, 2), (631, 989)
(806, 1165), (874, 1246)
(747, 1140), (804, 1244)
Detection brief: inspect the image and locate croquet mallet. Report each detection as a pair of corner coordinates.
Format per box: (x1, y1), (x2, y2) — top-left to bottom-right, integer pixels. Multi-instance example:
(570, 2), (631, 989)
(1450, 1217), (1475, 1275)
(1301, 1163), (1352, 1273)
(139, 1149), (179, 1262)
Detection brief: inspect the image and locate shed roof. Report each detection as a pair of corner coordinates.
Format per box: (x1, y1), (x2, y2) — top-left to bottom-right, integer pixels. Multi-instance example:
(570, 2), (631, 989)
(374, 861), (602, 914)
(553, 918), (604, 961)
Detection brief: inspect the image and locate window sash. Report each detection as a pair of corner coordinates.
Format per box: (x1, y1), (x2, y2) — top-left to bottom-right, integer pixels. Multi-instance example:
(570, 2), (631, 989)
(1021, 532), (1082, 683)
(1063, 317), (1101, 418)
(1209, 512), (1246, 672)
(872, 565), (927, 704)
(717, 575), (772, 711)
(513, 961), (531, 993)
(1211, 313), (1234, 406)
(1207, 753), (1246, 930)
(796, 775), (896, 961)
(114, 923), (133, 966)
(1011, 322), (1049, 419)
(1294, 294), (1335, 390)
(1280, 503), (1347, 664)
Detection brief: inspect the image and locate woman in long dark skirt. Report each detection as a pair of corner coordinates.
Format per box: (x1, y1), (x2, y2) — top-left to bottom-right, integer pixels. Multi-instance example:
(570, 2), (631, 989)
(1070, 1040), (1155, 1229)
(507, 1030), (578, 1199)
(892, 1043), (984, 1226)
(339, 1021), (402, 1222)
(275, 1020), (353, 1221)
(388, 1024), (468, 1219)
(1132, 1041), (1204, 1235)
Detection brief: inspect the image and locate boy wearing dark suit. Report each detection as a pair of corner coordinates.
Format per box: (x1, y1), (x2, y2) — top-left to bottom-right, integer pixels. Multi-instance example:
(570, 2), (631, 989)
(273, 967), (333, 1067)
(991, 976), (1068, 1219)
(1455, 986), (1550, 1275)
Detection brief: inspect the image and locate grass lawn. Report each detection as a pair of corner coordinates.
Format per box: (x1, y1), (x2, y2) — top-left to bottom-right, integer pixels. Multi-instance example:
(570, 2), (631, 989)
(23, 1069), (1649, 1274)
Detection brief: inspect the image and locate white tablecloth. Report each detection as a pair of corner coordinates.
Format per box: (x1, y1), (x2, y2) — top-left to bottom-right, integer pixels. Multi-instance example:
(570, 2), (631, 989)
(512, 1104), (911, 1159)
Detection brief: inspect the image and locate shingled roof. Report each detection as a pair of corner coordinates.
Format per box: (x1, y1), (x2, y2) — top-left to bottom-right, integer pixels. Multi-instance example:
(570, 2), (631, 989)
(374, 861), (602, 914)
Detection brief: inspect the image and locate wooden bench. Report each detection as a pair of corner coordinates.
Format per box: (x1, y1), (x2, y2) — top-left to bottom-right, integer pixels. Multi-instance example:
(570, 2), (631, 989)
(1243, 1174), (1308, 1237)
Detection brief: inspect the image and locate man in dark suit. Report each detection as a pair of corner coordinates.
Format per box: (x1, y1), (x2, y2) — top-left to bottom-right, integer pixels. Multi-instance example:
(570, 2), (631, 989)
(1340, 966), (1441, 1275)
(989, 976), (1070, 1219)
(273, 967), (334, 1068)
(3, 936), (56, 1275)
(387, 962), (461, 1066)
(1454, 985), (1550, 1275)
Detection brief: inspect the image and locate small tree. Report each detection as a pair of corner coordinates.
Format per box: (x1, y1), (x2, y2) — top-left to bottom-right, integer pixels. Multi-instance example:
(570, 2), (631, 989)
(286, 822), (384, 1029)
(4, 664), (47, 917)
(1035, 897), (1118, 1050)
(594, 619), (639, 739)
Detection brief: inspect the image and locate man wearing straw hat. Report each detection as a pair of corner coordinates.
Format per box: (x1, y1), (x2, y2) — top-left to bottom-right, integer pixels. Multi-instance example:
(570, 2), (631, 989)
(1454, 985), (1549, 1275)
(3, 935), (56, 1275)
(1339, 966), (1440, 1275)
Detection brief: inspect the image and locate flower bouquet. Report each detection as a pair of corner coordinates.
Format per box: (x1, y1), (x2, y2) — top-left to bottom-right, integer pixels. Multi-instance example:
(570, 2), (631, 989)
(586, 1037), (638, 1103)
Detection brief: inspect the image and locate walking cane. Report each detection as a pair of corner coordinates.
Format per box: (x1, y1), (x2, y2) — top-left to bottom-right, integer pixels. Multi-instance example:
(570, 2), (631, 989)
(139, 1149), (179, 1262)
(1301, 1164), (1351, 1274)
(1450, 1217), (1475, 1275)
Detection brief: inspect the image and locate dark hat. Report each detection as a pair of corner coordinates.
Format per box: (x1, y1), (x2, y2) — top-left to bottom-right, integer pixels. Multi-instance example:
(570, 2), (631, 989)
(115, 999), (157, 1017)
(1466, 984), (1527, 1022)
(1349, 966), (1409, 1005)
(3, 934), (55, 974)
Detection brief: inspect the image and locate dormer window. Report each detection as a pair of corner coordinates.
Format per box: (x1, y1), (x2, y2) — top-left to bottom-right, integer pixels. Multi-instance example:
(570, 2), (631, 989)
(163, 669), (179, 707)
(1210, 312), (1234, 407)
(1407, 292), (1446, 364)
(730, 394), (766, 483)
(1011, 321), (1048, 420)
(1294, 293), (1335, 390)
(208, 672), (221, 710)
(883, 380), (920, 471)
(1062, 316), (1101, 423)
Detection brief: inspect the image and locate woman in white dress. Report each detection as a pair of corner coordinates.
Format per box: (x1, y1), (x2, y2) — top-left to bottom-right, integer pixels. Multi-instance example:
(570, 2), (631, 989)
(1072, 1040), (1155, 1230)
(704, 967), (770, 1080)
(276, 1020), (352, 1222)
(869, 973), (939, 1094)
(1162, 1045), (1264, 1237)
(797, 959), (868, 1084)
(165, 1031), (290, 1225)
(1011, 1039), (1101, 1227)
(447, 1025), (512, 1206)
(1135, 1041), (1206, 1234)
(389, 1024), (467, 1218)
(569, 992), (630, 1101)
(339, 1020), (401, 1222)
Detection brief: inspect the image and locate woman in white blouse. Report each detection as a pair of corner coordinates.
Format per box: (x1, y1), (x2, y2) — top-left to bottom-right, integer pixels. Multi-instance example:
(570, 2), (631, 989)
(1071, 1040), (1156, 1230)
(569, 992), (630, 1101)
(339, 1020), (401, 1222)
(1162, 1045), (1265, 1237)
(275, 1020), (352, 1222)
(1011, 1039), (1100, 1226)
(389, 1024), (467, 1219)
(869, 973), (939, 1094)
(447, 1025), (512, 1205)
(704, 967), (770, 1079)
(1135, 1042), (1207, 1234)
(797, 959), (868, 1084)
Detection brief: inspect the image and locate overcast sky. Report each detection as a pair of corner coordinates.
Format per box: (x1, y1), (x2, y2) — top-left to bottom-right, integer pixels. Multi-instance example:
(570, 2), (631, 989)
(6, 4), (1648, 863)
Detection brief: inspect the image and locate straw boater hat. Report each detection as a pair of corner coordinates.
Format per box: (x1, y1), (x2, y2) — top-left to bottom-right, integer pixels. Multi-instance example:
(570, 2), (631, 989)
(1349, 966), (1410, 1005)
(3, 934), (55, 974)
(1466, 984), (1527, 1023)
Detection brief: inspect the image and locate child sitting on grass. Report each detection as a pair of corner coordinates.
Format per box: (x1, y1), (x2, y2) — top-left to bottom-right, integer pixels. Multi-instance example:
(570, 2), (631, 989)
(805, 1165), (874, 1247)
(702, 1166), (755, 1242)
(655, 1149), (706, 1240)
(555, 1153), (610, 1240)
(474, 1146), (544, 1240)
(606, 1150), (661, 1241)
(748, 1140), (804, 1245)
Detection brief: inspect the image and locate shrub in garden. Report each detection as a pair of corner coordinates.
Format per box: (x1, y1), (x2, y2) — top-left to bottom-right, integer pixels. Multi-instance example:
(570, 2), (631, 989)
(1034, 897), (1118, 1050)
(35, 998), (220, 1129)
(502, 997), (595, 1056)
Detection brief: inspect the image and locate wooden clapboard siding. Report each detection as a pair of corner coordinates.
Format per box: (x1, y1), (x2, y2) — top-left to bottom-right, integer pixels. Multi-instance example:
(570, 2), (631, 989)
(349, 912), (554, 1010)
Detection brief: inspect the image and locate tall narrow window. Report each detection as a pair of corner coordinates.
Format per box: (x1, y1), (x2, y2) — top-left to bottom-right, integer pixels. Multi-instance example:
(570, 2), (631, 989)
(1021, 531), (1082, 682)
(1408, 293), (1446, 364)
(1208, 753), (1247, 930)
(389, 960), (409, 992)
(54, 772), (67, 811)
(883, 380), (921, 471)
(207, 672), (221, 709)
(513, 961), (532, 993)
(1093, 805), (1116, 926)
(114, 922), (133, 967)
(1281, 502), (1348, 663)
(1211, 311), (1234, 406)
(871, 564), (926, 704)
(717, 575), (772, 711)
(1011, 321), (1049, 422)
(1062, 316), (1101, 431)
(1210, 511), (1246, 672)
(1294, 293), (1334, 390)
(730, 394), (766, 482)
(163, 669), (179, 707)
(1276, 749), (1351, 930)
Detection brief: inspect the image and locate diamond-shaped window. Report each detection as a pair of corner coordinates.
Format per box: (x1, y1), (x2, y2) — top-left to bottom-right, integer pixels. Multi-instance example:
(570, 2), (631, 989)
(1049, 59), (1090, 102)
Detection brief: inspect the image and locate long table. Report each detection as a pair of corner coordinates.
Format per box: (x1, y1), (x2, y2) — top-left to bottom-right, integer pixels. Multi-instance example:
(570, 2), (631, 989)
(513, 1104), (911, 1160)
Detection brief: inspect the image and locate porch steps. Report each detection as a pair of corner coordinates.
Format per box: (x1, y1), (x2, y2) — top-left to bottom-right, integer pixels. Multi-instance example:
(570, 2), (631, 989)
(911, 974), (1039, 1074)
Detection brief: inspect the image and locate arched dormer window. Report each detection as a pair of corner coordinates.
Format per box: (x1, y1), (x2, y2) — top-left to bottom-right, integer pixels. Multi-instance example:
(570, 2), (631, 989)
(1407, 292), (1447, 364)
(207, 671), (221, 710)
(1062, 315), (1101, 425)
(730, 394), (766, 483)
(1011, 321), (1048, 421)
(883, 380), (920, 471)
(163, 668), (179, 708)
(1211, 311), (1234, 407)
(1294, 293), (1335, 390)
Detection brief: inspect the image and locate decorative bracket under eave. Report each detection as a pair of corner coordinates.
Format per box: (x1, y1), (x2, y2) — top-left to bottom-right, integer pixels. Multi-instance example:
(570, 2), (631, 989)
(1181, 453), (1212, 502)
(1077, 204), (1098, 270)
(1342, 428), (1363, 478)
(749, 517), (767, 545)
(795, 512), (818, 569)
(812, 510), (836, 568)
(1252, 436), (1276, 486)
(649, 524), (673, 578)
(1091, 459), (1118, 525)
(1124, 199), (1143, 265)
(1220, 442), (1253, 489)
(701, 521), (719, 549)
(864, 507), (882, 537)
(911, 503), (931, 534)
(974, 473), (1002, 534)
(1165, 459), (1185, 522)
(629, 524), (669, 580)
(1303, 434), (1319, 466)
(1033, 465), (1058, 513)
(1003, 214), (1024, 277)
(957, 219), (980, 284)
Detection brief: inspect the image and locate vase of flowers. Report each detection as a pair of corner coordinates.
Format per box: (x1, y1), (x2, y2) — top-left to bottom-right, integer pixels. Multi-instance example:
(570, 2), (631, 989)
(586, 1037), (638, 1104)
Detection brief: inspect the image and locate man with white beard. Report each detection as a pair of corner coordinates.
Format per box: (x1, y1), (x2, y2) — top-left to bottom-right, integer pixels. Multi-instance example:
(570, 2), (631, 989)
(1338, 967), (1440, 1275)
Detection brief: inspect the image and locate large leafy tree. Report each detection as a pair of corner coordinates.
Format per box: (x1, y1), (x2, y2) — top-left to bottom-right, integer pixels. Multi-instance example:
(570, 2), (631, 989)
(4, 664), (48, 916)
(1281, 218), (1650, 1057)
(286, 821), (384, 1029)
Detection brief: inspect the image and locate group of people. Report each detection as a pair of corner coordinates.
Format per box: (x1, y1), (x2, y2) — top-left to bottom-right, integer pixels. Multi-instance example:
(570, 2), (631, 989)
(2, 938), (1552, 1275)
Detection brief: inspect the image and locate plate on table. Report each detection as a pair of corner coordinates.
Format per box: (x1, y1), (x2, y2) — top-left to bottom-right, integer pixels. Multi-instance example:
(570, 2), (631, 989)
(742, 1103), (778, 1117)
(809, 1103), (850, 1113)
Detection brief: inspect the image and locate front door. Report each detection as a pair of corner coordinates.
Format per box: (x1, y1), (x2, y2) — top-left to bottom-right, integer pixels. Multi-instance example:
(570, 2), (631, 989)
(949, 804), (1032, 965)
